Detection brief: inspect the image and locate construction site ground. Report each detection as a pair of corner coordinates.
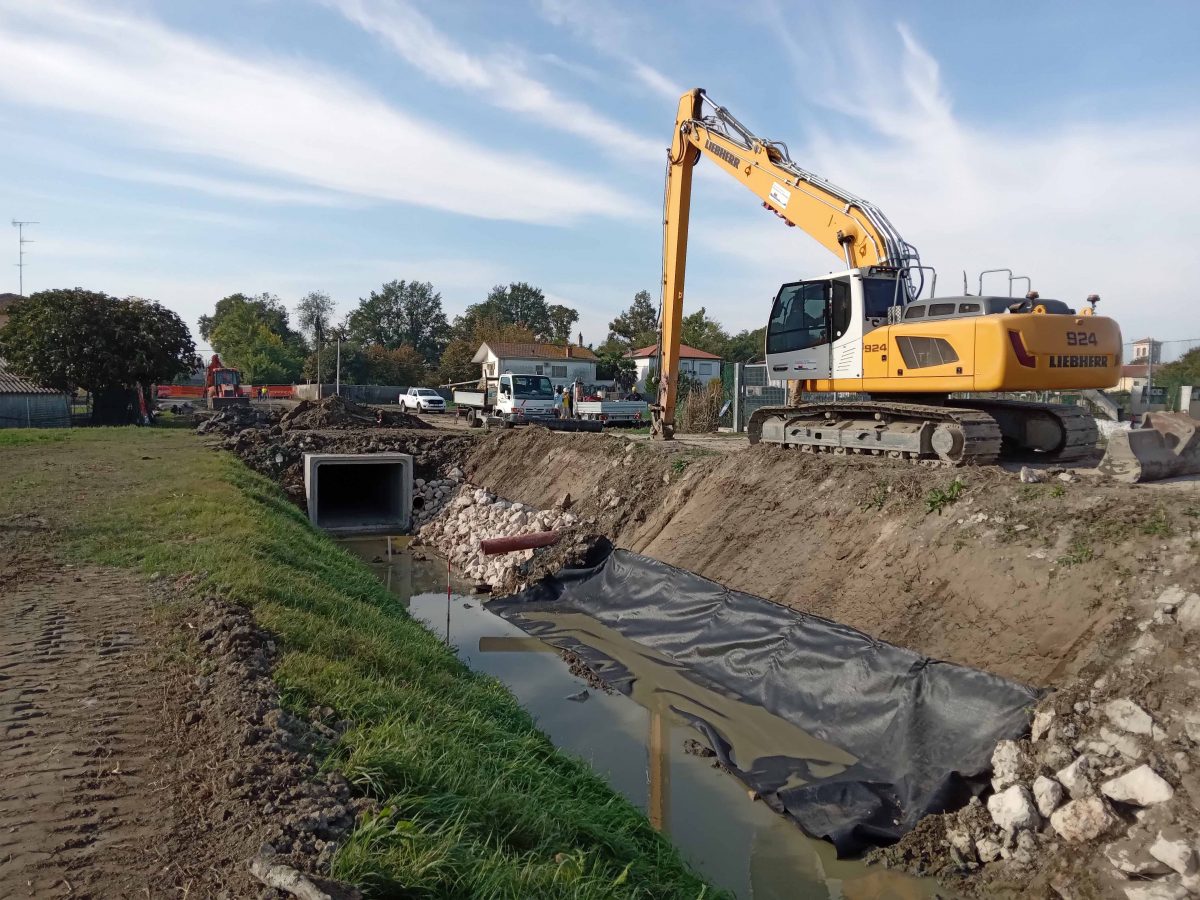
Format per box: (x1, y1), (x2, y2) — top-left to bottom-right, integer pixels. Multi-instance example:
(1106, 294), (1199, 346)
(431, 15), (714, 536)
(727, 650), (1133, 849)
(9, 402), (1200, 897)
(0, 424), (714, 900)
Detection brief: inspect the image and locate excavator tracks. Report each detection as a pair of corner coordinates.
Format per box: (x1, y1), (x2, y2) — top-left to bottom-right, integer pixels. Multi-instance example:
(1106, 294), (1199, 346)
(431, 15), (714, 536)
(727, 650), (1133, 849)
(746, 399), (1103, 467)
(746, 402), (1004, 466)
(948, 399), (1099, 463)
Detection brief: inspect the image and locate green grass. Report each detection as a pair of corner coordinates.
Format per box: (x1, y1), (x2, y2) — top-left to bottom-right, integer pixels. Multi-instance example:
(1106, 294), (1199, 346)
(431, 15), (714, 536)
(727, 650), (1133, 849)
(0, 428), (72, 446)
(1141, 506), (1173, 537)
(924, 477), (965, 515)
(1057, 538), (1095, 568)
(0, 427), (717, 900)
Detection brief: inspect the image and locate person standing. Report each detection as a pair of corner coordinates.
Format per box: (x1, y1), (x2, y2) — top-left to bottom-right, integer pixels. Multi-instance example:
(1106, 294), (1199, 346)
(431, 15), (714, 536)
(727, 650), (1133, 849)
(561, 386), (572, 419)
(553, 384), (564, 418)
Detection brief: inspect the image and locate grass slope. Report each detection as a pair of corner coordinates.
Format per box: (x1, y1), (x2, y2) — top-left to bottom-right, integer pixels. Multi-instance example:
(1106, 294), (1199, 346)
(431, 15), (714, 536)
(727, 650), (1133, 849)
(0, 427), (717, 899)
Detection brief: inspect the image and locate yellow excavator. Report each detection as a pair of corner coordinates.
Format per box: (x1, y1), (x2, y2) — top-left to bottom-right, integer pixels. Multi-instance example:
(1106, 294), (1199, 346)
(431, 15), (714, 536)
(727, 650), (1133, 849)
(652, 88), (1127, 466)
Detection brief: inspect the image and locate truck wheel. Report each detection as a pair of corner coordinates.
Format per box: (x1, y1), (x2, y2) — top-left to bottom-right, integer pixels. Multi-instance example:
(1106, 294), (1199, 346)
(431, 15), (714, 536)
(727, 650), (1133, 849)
(467, 409), (482, 429)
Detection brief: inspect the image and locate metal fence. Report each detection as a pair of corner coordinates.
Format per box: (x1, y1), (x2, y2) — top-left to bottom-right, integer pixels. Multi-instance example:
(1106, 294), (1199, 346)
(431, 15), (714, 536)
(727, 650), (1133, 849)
(0, 393), (71, 428)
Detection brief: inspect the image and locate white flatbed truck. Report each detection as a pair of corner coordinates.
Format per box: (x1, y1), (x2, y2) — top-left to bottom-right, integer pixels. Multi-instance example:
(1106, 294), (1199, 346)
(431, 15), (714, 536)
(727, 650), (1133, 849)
(574, 399), (649, 425)
(452, 374), (600, 431)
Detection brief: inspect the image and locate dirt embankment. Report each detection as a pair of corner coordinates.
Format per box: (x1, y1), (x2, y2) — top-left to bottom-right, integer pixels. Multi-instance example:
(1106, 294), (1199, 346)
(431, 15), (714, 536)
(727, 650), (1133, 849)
(0, 531), (364, 899)
(197, 398), (477, 507)
(464, 428), (1199, 688)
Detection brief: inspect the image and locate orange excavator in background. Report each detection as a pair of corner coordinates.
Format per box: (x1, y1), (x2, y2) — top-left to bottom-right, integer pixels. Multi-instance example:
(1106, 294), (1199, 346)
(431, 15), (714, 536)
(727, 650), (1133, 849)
(651, 88), (1200, 480)
(204, 354), (248, 410)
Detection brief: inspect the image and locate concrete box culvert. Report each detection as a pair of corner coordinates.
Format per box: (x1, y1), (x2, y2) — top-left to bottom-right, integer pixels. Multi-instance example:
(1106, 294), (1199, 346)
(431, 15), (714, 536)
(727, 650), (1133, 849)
(304, 453), (413, 535)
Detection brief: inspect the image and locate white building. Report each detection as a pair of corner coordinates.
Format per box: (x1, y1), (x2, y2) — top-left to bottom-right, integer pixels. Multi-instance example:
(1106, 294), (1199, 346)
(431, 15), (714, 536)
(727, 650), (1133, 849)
(472, 341), (598, 389)
(626, 343), (722, 391)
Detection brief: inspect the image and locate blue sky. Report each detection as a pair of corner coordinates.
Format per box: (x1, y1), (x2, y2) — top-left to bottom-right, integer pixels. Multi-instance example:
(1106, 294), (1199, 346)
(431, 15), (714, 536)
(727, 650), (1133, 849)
(2, 0), (1198, 356)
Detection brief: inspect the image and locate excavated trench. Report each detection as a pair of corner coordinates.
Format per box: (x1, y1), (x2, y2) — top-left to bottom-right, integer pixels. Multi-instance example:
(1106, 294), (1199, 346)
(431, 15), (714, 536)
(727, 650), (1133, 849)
(340, 536), (938, 899)
(220, 415), (1200, 897)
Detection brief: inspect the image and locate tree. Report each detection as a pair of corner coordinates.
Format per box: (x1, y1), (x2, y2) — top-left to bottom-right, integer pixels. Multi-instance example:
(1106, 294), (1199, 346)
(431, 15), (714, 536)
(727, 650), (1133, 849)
(302, 338), (360, 385)
(364, 344), (427, 386)
(209, 301), (305, 382)
(0, 288), (194, 422)
(596, 349), (637, 388)
(199, 292), (300, 347)
(297, 290), (335, 349)
(681, 307), (730, 357)
(605, 289), (658, 350)
(437, 340), (480, 387)
(343, 280), (450, 365)
(454, 282), (572, 342)
(724, 327), (766, 363)
(233, 327), (305, 384)
(546, 304), (579, 343)
(1154, 348), (1200, 393)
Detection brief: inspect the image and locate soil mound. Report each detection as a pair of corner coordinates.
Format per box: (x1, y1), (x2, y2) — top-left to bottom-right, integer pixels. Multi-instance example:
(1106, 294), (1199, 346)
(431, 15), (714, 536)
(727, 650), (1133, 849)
(281, 394), (430, 430)
(227, 427), (477, 505)
(195, 403), (275, 435)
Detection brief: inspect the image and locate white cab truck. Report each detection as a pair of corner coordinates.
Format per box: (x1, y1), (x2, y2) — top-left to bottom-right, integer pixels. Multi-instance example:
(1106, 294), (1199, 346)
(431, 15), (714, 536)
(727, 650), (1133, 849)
(453, 374), (600, 431)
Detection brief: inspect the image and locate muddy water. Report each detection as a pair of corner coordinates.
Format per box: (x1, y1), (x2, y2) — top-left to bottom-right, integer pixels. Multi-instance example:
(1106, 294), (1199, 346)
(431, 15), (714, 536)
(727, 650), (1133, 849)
(341, 538), (936, 900)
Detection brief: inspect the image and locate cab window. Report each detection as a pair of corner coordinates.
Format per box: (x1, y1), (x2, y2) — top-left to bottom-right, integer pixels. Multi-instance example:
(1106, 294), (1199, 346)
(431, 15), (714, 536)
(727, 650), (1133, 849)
(767, 281), (829, 354)
(929, 302), (957, 317)
(862, 278), (901, 318)
(831, 281), (851, 340)
(904, 305), (926, 319)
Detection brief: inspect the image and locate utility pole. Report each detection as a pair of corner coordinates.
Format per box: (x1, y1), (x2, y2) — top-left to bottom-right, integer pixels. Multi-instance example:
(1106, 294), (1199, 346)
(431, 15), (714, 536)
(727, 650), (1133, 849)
(11, 220), (38, 295)
(335, 332), (342, 396)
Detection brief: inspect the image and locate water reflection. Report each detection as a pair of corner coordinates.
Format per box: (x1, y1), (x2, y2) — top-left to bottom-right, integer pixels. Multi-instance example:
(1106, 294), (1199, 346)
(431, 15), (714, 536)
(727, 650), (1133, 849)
(341, 538), (937, 900)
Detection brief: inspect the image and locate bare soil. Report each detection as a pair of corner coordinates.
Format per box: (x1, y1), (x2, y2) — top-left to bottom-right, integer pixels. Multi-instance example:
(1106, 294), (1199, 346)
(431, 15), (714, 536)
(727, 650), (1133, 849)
(0, 527), (362, 899)
(464, 427), (1200, 687)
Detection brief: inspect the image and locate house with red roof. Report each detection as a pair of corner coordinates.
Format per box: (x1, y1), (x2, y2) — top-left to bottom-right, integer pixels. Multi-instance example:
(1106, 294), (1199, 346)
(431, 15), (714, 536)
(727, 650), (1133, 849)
(626, 343), (722, 392)
(472, 341), (599, 390)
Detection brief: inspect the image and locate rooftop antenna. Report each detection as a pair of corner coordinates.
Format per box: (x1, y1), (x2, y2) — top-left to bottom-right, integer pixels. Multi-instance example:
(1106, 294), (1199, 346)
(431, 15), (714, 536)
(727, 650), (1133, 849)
(11, 219), (38, 296)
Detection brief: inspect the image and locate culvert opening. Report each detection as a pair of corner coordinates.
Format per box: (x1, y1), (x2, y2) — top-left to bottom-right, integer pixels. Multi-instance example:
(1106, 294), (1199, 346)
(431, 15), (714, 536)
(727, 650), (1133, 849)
(304, 453), (412, 535)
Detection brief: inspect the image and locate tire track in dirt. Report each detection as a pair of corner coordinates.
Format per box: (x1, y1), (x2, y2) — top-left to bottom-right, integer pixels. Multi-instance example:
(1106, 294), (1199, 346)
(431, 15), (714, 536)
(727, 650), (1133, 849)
(0, 566), (169, 898)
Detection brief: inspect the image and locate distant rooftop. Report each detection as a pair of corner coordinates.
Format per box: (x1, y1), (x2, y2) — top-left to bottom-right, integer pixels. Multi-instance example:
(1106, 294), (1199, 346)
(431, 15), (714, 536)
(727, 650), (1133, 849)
(0, 361), (62, 395)
(628, 343), (721, 360)
(472, 341), (599, 363)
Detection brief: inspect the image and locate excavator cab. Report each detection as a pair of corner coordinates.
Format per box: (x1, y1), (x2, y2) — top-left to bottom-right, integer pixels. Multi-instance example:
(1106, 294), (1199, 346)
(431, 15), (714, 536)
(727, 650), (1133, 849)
(765, 271), (901, 383)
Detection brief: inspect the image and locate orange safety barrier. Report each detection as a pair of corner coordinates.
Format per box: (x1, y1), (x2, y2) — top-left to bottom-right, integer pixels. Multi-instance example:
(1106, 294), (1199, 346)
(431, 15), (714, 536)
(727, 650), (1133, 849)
(244, 385), (295, 399)
(156, 384), (295, 399)
(156, 384), (205, 398)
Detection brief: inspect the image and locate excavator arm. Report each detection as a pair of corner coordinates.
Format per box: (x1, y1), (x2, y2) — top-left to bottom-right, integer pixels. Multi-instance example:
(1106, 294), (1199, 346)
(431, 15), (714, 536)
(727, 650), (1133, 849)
(651, 88), (918, 438)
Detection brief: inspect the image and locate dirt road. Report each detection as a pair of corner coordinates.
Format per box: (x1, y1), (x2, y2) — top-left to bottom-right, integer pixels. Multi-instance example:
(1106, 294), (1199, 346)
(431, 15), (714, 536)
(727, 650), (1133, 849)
(0, 559), (183, 897)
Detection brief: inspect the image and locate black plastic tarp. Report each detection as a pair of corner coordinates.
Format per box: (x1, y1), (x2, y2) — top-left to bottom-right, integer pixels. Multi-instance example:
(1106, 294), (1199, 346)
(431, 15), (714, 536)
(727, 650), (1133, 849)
(489, 548), (1038, 854)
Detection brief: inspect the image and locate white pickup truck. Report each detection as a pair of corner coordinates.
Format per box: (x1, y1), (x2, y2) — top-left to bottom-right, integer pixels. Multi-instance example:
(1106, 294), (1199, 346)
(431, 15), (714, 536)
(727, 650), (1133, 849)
(399, 387), (446, 413)
(453, 374), (599, 431)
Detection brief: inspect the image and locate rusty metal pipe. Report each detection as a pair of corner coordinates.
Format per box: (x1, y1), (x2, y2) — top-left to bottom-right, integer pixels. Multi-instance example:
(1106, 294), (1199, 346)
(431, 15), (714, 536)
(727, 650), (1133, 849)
(480, 531), (560, 555)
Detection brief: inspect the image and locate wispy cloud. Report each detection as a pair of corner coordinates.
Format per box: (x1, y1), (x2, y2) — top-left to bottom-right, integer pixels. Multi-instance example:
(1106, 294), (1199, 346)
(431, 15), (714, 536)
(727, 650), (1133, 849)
(324, 0), (662, 162)
(697, 2), (1200, 339)
(0, 0), (643, 225)
(536, 0), (682, 101)
(100, 167), (358, 207)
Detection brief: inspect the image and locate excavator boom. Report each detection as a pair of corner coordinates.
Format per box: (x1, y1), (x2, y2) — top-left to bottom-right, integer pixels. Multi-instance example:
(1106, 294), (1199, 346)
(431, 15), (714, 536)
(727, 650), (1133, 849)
(649, 89), (1154, 478)
(653, 89), (919, 437)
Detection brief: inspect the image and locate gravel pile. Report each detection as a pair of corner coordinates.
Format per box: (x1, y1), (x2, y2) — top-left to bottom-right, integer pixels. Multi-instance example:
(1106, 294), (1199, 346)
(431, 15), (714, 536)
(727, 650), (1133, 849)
(279, 395), (429, 430)
(872, 584), (1200, 898)
(416, 485), (579, 590)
